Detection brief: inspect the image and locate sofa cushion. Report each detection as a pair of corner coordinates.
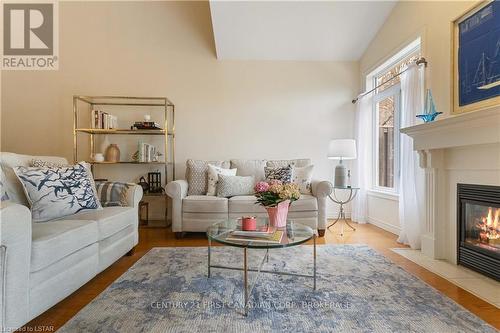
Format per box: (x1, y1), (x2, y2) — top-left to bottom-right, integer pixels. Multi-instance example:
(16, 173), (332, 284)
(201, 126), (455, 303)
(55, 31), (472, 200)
(183, 195), (228, 213)
(230, 159), (267, 182)
(293, 165), (314, 194)
(264, 165), (293, 183)
(291, 195), (318, 211)
(14, 162), (102, 222)
(228, 195), (266, 214)
(95, 181), (134, 207)
(217, 175), (255, 198)
(60, 206), (136, 240)
(267, 159), (311, 168)
(0, 152), (68, 206)
(31, 219), (98, 272)
(186, 160), (230, 195)
(228, 194), (317, 213)
(206, 165), (237, 196)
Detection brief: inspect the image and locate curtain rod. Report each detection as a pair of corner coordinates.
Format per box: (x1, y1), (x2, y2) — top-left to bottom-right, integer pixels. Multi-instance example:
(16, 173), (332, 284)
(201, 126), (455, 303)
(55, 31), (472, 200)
(352, 57), (427, 104)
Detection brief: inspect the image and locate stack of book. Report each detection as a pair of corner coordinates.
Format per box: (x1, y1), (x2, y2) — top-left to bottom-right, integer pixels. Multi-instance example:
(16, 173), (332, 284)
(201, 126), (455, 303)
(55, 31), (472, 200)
(133, 121), (161, 130)
(226, 226), (284, 244)
(91, 110), (118, 129)
(137, 142), (157, 162)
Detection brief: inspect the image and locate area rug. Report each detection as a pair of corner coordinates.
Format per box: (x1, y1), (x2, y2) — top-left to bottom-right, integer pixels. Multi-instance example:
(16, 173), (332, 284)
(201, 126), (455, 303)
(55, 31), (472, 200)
(59, 245), (496, 333)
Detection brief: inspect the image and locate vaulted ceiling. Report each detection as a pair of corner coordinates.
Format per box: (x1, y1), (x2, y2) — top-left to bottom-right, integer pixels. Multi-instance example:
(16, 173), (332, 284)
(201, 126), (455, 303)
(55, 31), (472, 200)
(210, 1), (397, 61)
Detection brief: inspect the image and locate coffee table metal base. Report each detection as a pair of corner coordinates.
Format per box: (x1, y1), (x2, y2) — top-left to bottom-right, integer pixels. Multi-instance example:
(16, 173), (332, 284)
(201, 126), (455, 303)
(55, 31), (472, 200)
(207, 235), (317, 316)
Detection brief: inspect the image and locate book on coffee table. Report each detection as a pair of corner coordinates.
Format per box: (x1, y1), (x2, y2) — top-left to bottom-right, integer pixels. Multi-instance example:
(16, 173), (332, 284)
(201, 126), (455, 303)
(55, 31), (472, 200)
(226, 230), (284, 244)
(231, 226), (276, 238)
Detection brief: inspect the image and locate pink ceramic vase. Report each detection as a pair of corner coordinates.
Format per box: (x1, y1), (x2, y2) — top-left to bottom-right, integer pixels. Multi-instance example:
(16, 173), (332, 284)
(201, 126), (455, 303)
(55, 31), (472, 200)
(266, 200), (290, 228)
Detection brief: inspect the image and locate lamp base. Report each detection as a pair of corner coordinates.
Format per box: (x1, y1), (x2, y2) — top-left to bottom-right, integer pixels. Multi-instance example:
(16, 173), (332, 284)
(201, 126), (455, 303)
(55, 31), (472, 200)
(334, 163), (347, 187)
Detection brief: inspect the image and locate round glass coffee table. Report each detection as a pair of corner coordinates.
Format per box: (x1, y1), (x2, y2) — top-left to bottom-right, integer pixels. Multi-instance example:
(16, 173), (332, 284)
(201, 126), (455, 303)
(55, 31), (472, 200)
(206, 218), (316, 316)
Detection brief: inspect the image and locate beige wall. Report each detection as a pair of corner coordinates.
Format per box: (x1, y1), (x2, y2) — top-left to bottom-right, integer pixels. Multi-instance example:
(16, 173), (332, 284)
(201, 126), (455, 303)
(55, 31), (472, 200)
(359, 1), (477, 234)
(360, 0), (476, 116)
(1, 1), (359, 218)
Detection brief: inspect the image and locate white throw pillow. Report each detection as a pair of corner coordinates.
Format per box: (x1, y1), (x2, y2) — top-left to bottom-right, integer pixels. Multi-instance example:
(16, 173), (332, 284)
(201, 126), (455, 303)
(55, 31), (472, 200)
(14, 162), (102, 222)
(206, 164), (237, 196)
(293, 165), (314, 194)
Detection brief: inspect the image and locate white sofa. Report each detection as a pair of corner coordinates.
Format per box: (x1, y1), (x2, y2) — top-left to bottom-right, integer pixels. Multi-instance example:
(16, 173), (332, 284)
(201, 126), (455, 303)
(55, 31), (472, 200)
(166, 159), (332, 237)
(0, 152), (143, 331)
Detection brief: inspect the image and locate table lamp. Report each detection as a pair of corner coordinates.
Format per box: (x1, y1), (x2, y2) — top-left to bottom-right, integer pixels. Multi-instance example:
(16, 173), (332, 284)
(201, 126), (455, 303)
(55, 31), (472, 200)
(328, 139), (357, 187)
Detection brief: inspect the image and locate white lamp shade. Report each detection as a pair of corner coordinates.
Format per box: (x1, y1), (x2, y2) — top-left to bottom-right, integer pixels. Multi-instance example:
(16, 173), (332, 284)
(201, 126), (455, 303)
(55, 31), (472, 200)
(328, 139), (357, 160)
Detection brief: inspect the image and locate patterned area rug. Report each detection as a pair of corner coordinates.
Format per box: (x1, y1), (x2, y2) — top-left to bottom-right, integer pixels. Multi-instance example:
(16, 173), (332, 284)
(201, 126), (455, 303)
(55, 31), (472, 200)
(59, 245), (496, 333)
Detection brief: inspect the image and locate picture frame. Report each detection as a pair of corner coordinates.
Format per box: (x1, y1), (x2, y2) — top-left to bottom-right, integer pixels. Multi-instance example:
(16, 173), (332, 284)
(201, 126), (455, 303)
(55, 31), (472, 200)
(452, 1), (500, 114)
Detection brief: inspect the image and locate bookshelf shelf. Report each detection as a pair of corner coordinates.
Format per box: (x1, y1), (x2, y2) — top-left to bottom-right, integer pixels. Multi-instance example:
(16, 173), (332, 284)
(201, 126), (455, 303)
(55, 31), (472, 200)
(76, 128), (171, 136)
(73, 95), (175, 224)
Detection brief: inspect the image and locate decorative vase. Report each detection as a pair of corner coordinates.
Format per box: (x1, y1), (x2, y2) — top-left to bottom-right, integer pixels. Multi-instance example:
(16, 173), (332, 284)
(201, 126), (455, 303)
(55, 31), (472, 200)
(266, 200), (290, 228)
(105, 144), (120, 162)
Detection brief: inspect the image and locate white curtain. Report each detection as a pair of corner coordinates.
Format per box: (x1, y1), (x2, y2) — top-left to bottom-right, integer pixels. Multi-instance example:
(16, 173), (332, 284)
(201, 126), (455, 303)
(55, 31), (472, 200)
(397, 64), (425, 248)
(351, 94), (372, 224)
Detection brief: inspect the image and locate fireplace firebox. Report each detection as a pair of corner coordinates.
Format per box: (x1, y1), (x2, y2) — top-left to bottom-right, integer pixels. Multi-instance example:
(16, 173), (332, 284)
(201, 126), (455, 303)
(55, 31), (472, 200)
(457, 184), (500, 281)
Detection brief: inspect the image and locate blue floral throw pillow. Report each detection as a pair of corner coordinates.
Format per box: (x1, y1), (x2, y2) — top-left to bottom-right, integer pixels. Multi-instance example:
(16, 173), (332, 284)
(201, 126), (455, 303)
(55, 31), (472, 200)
(14, 162), (102, 222)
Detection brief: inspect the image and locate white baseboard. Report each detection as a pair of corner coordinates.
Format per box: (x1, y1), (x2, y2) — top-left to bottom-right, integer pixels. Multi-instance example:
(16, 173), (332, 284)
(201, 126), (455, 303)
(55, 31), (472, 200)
(367, 216), (400, 235)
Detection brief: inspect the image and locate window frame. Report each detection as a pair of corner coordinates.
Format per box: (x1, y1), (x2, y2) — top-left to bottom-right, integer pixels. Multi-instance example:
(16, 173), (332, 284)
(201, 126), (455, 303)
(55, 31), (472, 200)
(372, 83), (401, 194)
(365, 38), (421, 196)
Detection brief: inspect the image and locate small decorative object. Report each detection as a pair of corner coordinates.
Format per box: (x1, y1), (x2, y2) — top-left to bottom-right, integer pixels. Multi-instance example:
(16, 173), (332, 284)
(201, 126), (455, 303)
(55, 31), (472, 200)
(148, 171), (162, 193)
(453, 1), (500, 114)
(254, 180), (300, 227)
(328, 139), (357, 188)
(416, 89), (442, 123)
(241, 216), (257, 231)
(132, 150), (139, 162)
(138, 176), (149, 192)
(93, 153), (104, 163)
(144, 114), (151, 121)
(105, 144), (120, 162)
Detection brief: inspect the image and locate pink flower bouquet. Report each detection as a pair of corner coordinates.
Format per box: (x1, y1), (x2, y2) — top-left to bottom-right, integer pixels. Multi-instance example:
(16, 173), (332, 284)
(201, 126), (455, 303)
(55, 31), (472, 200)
(254, 180), (300, 227)
(254, 180), (300, 208)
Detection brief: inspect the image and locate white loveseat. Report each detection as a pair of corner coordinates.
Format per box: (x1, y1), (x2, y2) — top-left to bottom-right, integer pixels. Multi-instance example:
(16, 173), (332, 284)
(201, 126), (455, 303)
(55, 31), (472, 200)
(0, 152), (143, 331)
(166, 159), (332, 237)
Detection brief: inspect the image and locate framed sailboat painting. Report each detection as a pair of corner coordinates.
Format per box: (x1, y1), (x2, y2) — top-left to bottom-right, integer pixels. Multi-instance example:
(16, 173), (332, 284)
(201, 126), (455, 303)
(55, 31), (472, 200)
(452, 1), (500, 114)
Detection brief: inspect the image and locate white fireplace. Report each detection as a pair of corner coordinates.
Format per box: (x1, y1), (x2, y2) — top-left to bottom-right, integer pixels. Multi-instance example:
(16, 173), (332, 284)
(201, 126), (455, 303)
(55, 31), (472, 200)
(401, 107), (500, 264)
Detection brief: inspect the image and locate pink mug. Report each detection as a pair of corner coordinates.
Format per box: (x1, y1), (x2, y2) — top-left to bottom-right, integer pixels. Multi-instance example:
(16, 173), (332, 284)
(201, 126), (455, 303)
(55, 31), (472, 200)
(241, 216), (257, 231)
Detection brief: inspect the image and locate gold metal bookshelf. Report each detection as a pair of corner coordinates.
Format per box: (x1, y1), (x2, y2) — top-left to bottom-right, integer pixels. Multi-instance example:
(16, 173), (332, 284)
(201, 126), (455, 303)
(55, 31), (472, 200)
(73, 95), (175, 223)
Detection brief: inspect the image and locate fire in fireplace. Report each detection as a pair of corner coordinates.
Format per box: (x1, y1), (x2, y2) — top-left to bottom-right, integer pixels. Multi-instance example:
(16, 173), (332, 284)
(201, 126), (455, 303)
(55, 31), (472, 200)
(476, 207), (499, 246)
(457, 184), (500, 281)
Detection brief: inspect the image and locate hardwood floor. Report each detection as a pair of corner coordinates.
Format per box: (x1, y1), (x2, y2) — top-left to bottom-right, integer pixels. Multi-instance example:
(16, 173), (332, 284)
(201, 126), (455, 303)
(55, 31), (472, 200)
(21, 221), (500, 331)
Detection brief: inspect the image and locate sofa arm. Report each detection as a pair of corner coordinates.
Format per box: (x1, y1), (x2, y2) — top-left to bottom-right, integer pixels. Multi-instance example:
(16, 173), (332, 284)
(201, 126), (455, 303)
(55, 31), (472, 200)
(166, 180), (188, 199)
(124, 184), (143, 208)
(165, 180), (188, 233)
(311, 180), (333, 234)
(311, 180), (333, 198)
(0, 201), (31, 331)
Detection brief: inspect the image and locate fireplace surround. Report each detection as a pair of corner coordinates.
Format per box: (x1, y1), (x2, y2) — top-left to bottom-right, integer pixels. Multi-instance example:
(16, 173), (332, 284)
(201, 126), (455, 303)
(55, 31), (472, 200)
(457, 183), (500, 281)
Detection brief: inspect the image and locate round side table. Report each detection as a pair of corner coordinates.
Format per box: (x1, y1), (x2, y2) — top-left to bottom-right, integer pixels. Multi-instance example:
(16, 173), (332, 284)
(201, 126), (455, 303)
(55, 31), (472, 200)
(327, 186), (359, 236)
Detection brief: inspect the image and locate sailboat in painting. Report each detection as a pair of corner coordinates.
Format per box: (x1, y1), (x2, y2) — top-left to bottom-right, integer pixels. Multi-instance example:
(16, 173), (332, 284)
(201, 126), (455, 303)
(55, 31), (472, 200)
(416, 89), (442, 123)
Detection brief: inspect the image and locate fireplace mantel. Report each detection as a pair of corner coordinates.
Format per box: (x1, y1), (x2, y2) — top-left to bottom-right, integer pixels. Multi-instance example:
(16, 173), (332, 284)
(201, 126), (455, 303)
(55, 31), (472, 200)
(401, 107), (500, 262)
(401, 107), (500, 150)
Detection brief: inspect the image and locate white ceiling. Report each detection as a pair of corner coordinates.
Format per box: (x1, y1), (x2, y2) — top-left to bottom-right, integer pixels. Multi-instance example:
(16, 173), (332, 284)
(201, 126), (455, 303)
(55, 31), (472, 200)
(209, 1), (397, 61)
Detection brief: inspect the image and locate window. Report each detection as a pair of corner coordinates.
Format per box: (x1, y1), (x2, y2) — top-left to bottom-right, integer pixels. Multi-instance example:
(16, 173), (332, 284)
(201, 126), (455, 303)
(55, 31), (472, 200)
(374, 86), (400, 189)
(368, 40), (420, 193)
